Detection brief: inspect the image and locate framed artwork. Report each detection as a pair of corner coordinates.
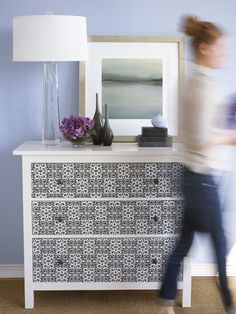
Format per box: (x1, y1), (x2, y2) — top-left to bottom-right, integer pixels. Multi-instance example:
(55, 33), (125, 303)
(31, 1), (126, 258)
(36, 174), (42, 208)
(79, 36), (184, 142)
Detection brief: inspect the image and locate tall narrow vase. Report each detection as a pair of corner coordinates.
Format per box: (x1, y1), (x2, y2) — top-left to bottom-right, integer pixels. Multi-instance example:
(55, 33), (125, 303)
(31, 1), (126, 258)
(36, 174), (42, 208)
(92, 93), (103, 145)
(102, 104), (113, 146)
(42, 62), (61, 145)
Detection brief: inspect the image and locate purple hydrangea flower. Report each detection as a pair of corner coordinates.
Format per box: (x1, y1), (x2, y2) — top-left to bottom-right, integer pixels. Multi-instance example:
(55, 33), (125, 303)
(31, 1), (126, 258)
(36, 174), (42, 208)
(60, 114), (95, 141)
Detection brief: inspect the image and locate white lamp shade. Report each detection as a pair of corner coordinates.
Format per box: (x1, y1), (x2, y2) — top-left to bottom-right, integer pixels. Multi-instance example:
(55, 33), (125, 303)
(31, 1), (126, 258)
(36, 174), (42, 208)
(13, 15), (88, 61)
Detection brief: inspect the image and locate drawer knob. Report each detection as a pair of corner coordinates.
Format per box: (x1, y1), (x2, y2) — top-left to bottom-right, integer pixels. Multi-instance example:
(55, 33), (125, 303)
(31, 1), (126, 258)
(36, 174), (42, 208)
(57, 179), (63, 185)
(153, 216), (158, 222)
(153, 178), (159, 185)
(57, 215), (63, 223)
(152, 258), (158, 265)
(57, 259), (64, 265)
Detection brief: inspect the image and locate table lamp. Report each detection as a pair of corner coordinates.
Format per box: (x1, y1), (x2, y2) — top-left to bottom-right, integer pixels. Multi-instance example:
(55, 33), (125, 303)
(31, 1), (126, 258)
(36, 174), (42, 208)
(13, 15), (88, 145)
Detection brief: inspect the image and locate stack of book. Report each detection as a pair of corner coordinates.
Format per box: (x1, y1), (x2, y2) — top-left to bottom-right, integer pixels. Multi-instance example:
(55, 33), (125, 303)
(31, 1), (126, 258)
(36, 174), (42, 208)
(138, 127), (172, 147)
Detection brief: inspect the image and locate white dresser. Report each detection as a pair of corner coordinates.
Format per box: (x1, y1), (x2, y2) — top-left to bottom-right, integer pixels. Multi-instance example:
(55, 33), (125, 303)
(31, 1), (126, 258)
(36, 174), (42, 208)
(13, 141), (191, 309)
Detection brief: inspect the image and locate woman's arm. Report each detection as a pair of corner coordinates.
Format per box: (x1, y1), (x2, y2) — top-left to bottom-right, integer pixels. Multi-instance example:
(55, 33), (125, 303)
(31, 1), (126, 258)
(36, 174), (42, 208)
(183, 73), (236, 150)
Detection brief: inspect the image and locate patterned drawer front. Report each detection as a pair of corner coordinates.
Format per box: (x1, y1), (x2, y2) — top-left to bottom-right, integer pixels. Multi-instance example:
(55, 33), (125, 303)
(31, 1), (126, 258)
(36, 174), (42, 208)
(33, 237), (182, 283)
(32, 200), (184, 235)
(31, 162), (183, 198)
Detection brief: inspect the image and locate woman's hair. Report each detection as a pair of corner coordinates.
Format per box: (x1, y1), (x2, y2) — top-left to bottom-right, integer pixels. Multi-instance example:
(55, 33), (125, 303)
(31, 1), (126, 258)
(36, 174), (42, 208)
(181, 15), (223, 52)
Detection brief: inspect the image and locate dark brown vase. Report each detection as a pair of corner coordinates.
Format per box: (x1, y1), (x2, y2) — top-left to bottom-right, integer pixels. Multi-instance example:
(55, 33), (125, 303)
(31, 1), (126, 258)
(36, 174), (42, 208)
(102, 104), (113, 146)
(91, 93), (103, 145)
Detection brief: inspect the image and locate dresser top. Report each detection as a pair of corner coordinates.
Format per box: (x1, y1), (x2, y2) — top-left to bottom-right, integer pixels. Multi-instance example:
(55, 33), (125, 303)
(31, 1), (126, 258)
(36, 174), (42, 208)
(13, 141), (183, 156)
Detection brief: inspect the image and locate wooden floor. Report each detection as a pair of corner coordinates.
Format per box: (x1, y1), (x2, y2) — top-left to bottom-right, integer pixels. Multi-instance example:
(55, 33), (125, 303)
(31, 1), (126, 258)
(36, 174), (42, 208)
(0, 277), (235, 313)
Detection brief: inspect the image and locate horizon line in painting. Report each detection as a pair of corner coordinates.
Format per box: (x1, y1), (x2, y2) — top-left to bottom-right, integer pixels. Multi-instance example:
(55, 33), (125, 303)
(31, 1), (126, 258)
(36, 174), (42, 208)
(102, 58), (163, 119)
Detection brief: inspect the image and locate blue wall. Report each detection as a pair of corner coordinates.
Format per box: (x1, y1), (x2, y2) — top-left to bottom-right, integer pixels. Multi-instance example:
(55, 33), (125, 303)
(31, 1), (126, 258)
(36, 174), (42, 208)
(1, 0), (236, 264)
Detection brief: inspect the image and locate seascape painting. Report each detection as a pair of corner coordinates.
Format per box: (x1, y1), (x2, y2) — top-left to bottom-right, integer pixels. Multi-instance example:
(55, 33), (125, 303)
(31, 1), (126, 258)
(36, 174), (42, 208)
(102, 58), (163, 119)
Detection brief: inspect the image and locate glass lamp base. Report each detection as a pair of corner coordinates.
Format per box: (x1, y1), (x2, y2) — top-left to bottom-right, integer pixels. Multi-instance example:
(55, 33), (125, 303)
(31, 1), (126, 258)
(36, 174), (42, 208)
(42, 138), (61, 145)
(42, 62), (61, 145)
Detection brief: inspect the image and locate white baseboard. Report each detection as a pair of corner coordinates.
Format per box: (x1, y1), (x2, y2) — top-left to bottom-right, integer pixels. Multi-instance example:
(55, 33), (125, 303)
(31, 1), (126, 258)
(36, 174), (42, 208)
(0, 265), (24, 278)
(0, 264), (235, 279)
(192, 263), (236, 277)
(191, 263), (217, 276)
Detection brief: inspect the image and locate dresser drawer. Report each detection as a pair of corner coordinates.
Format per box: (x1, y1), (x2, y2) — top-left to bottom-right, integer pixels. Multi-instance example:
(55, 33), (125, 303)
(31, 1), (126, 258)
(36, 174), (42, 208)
(32, 237), (181, 283)
(32, 200), (184, 235)
(31, 162), (183, 198)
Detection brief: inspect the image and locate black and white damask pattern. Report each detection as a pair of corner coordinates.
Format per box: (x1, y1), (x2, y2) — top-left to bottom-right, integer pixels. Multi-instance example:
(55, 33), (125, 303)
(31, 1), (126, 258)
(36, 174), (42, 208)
(31, 162), (184, 198)
(33, 237), (182, 283)
(32, 200), (184, 235)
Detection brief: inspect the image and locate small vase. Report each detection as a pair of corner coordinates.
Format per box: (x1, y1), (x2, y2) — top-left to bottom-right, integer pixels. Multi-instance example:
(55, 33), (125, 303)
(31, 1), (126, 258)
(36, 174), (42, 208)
(102, 104), (113, 146)
(70, 139), (86, 148)
(67, 134), (88, 147)
(91, 93), (103, 145)
(72, 144), (83, 148)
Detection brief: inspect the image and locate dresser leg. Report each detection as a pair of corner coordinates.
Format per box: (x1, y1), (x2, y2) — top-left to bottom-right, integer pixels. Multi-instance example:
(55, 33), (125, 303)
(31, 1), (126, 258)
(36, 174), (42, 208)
(24, 287), (34, 309)
(182, 256), (192, 307)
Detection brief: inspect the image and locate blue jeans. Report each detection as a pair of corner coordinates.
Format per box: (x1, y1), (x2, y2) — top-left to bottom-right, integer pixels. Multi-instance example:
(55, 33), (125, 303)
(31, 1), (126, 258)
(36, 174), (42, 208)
(158, 167), (233, 309)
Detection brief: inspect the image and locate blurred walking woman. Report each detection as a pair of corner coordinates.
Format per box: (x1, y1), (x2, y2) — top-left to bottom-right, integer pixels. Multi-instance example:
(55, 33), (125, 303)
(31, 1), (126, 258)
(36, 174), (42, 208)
(157, 16), (236, 314)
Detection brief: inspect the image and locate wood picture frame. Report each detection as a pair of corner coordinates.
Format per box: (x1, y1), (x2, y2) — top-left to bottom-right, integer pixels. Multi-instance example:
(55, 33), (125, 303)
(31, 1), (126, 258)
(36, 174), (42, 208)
(79, 36), (185, 142)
